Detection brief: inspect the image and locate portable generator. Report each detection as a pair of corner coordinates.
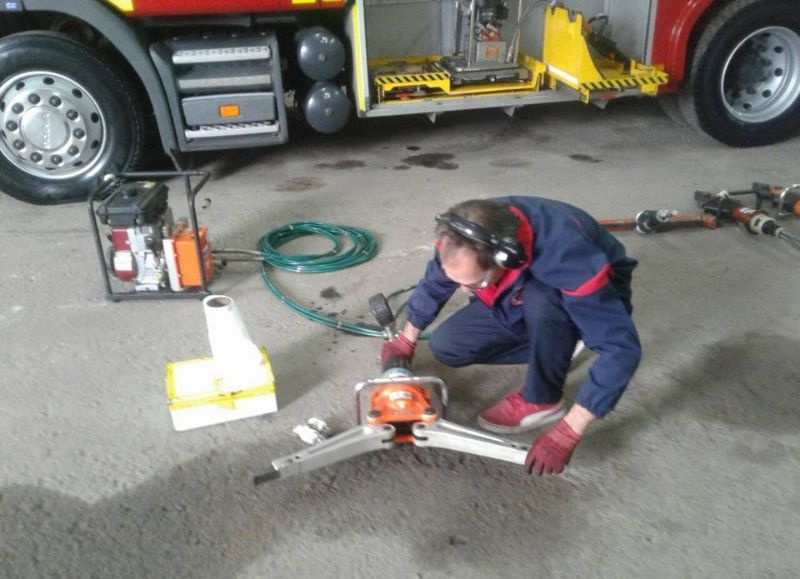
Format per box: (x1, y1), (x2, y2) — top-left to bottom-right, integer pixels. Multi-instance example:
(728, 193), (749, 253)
(89, 170), (214, 301)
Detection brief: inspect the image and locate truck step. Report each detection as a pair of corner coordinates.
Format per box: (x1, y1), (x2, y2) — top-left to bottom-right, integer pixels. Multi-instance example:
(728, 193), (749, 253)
(177, 63), (272, 93)
(184, 121), (280, 139)
(172, 43), (272, 65)
(151, 33), (288, 151)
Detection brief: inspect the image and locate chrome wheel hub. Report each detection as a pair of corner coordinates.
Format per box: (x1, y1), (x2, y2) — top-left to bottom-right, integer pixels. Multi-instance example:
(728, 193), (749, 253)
(0, 71), (107, 180)
(722, 26), (800, 124)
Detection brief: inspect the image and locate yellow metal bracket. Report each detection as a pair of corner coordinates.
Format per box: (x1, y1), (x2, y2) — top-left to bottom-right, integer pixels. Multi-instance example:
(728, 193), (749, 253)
(369, 54), (547, 103)
(374, 71), (451, 101)
(542, 5), (668, 103)
(103, 0), (134, 12)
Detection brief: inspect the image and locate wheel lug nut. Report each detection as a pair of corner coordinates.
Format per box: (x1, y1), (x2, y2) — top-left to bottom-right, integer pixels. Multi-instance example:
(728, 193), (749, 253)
(66, 109), (78, 121)
(28, 93), (41, 105)
(68, 145), (79, 156)
(11, 103), (24, 114)
(31, 152), (42, 162)
(51, 155), (62, 165)
(6, 120), (18, 131)
(13, 140), (25, 150)
(49, 96), (62, 107)
(73, 128), (85, 139)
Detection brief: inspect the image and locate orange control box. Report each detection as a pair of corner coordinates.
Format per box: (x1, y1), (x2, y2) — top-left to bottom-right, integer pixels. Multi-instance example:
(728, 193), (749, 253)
(174, 225), (215, 287)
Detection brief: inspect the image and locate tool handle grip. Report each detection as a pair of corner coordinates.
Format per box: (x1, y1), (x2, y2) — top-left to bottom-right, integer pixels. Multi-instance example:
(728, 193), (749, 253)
(382, 355), (412, 373)
(599, 212), (717, 233)
(598, 217), (636, 232)
(369, 293), (396, 334)
(666, 213), (718, 229)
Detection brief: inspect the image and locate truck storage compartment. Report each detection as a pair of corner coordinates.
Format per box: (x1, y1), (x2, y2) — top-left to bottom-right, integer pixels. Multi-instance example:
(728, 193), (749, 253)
(151, 33), (288, 152)
(181, 93), (277, 126)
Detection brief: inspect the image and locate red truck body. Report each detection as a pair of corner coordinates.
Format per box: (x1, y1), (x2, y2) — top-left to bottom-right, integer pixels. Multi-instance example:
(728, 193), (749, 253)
(126, 0), (713, 84)
(125, 0), (344, 15)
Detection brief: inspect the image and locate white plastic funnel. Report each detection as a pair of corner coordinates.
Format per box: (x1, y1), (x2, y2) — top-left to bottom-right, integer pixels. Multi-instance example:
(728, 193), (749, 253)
(202, 295), (265, 392)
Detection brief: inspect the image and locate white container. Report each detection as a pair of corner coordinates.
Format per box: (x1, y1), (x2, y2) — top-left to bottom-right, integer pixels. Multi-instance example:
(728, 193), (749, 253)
(165, 294), (278, 431)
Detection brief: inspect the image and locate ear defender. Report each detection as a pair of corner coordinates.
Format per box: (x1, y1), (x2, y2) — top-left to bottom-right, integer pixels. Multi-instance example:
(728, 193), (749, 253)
(435, 214), (525, 269)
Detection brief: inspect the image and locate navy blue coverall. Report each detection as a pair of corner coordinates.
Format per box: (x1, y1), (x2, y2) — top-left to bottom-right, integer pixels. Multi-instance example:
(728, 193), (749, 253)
(406, 196), (642, 418)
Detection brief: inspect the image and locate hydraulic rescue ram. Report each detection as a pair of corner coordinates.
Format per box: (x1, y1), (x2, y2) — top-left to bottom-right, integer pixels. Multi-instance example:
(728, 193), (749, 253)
(254, 294), (530, 483)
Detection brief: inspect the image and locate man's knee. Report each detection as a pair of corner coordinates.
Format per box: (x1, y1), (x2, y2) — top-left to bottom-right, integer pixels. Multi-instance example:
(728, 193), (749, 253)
(429, 326), (472, 367)
(521, 282), (569, 324)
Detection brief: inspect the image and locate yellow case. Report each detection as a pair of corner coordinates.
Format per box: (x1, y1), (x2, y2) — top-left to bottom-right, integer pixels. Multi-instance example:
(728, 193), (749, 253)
(166, 347), (277, 431)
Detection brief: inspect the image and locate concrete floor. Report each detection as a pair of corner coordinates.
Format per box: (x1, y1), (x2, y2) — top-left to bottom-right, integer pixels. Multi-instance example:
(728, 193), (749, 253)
(1, 99), (799, 579)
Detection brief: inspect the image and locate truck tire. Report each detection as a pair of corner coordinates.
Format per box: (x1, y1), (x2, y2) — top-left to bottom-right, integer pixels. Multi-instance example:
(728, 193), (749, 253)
(679, 0), (800, 147)
(0, 33), (145, 204)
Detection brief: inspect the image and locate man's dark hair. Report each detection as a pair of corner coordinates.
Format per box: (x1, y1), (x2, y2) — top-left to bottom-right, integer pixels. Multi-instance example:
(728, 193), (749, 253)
(435, 199), (519, 270)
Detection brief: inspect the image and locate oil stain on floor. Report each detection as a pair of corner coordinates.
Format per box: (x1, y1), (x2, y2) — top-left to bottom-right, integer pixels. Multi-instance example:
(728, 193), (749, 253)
(401, 153), (459, 171)
(275, 176), (325, 192)
(490, 158), (533, 168)
(314, 160), (366, 170)
(568, 153), (602, 163)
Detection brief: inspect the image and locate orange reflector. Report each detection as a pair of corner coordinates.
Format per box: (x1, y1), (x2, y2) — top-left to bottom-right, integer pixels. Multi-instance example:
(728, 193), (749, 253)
(219, 105), (241, 118)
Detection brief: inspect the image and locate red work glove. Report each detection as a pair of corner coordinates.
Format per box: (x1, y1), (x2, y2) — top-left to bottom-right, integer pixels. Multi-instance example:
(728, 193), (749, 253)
(380, 334), (416, 369)
(525, 419), (582, 476)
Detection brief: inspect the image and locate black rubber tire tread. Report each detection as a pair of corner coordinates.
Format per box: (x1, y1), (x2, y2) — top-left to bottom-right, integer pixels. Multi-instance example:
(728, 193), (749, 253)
(0, 32), (146, 204)
(680, 0), (800, 147)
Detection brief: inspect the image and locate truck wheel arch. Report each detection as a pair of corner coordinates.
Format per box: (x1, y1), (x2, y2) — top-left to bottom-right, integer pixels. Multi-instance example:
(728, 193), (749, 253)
(652, 0), (719, 88)
(20, 0), (177, 152)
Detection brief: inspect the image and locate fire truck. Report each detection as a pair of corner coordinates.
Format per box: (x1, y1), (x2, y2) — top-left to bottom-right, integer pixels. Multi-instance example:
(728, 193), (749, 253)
(0, 0), (798, 204)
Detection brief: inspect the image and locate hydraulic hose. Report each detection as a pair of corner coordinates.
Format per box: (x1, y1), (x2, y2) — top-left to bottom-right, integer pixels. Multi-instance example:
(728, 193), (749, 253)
(217, 222), (428, 338)
(258, 221), (377, 273)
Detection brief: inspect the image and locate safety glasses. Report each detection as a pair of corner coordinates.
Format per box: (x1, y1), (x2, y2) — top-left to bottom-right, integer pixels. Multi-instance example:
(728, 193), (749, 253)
(461, 268), (494, 291)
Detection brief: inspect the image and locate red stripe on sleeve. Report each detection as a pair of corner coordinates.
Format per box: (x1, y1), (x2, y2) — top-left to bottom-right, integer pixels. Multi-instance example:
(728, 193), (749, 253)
(562, 264), (612, 297)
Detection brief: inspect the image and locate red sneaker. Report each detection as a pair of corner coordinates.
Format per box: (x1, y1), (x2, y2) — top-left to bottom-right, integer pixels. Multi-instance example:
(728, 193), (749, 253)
(477, 391), (565, 434)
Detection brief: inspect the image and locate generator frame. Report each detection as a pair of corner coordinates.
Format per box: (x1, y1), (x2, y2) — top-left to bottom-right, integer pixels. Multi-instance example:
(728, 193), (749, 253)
(88, 169), (212, 302)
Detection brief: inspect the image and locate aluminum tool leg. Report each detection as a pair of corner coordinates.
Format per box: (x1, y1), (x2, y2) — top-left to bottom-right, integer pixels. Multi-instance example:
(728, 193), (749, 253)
(411, 419), (530, 465)
(255, 424), (396, 483)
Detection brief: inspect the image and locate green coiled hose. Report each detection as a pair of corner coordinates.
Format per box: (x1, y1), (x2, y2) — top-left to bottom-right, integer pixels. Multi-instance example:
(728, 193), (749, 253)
(249, 221), (428, 339)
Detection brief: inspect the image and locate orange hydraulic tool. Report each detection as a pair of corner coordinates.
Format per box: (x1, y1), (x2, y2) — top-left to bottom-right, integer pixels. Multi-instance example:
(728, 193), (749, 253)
(695, 190), (800, 252)
(361, 379), (441, 443)
(751, 183), (800, 218)
(255, 294), (530, 483)
(700, 182), (800, 218)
